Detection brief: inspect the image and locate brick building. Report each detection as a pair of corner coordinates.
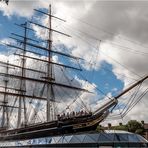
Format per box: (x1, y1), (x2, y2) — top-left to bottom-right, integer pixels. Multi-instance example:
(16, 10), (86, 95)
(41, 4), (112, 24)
(143, 123), (148, 140)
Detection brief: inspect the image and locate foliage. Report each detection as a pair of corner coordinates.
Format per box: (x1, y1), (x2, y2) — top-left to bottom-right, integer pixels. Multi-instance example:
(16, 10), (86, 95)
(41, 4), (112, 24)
(127, 120), (144, 134)
(96, 125), (104, 132)
(114, 125), (128, 131)
(135, 128), (144, 134)
(96, 120), (144, 135)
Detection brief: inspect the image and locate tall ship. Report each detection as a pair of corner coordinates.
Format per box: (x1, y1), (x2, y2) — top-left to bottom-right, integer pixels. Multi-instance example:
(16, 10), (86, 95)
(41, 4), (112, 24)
(0, 5), (147, 142)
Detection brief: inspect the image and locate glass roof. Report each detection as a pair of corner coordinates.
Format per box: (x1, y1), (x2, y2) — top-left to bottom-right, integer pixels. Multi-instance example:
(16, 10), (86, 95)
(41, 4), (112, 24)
(0, 130), (147, 147)
(47, 130), (148, 144)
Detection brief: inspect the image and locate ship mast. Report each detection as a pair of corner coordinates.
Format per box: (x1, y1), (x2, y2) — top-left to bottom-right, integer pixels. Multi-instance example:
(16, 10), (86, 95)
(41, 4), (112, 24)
(17, 22), (27, 128)
(32, 5), (73, 121)
(47, 4), (54, 121)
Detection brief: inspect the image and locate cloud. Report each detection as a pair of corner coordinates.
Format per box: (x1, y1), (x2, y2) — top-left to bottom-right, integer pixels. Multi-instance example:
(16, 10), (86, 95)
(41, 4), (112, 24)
(69, 1), (148, 124)
(0, 0), (50, 17)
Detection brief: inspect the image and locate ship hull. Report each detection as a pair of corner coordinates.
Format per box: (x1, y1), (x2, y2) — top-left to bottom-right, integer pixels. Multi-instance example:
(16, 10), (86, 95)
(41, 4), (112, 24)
(0, 111), (108, 141)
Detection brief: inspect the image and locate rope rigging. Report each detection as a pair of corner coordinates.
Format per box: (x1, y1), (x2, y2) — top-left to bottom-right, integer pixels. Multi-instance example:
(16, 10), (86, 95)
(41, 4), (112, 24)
(106, 84), (148, 120)
(59, 24), (143, 80)
(62, 12), (148, 52)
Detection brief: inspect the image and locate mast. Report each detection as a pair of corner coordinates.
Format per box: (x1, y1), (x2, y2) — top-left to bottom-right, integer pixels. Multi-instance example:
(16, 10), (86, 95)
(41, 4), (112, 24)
(32, 5), (72, 121)
(17, 22), (27, 128)
(47, 4), (54, 121)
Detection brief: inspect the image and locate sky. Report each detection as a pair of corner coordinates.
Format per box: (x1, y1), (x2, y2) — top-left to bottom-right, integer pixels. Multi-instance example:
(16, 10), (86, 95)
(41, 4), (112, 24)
(0, 0), (148, 126)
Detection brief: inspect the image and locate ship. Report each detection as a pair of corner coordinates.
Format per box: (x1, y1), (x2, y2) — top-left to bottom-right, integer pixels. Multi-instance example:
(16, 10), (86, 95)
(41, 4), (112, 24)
(0, 5), (147, 142)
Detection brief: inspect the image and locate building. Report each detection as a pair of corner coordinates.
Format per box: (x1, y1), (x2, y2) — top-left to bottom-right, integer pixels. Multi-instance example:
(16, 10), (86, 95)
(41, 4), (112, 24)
(0, 130), (147, 147)
(143, 123), (148, 140)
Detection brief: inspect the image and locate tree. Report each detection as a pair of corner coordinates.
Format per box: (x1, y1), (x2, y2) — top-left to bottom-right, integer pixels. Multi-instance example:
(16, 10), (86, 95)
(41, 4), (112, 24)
(114, 124), (128, 131)
(127, 120), (144, 134)
(96, 125), (104, 132)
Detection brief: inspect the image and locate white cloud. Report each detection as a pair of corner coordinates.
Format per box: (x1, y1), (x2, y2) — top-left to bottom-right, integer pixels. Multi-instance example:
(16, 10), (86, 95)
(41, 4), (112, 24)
(0, 0), (50, 17)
